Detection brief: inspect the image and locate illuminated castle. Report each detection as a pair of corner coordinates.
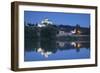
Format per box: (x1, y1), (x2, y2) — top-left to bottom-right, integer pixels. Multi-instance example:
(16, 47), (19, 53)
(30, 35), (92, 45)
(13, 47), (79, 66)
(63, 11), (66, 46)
(37, 18), (53, 27)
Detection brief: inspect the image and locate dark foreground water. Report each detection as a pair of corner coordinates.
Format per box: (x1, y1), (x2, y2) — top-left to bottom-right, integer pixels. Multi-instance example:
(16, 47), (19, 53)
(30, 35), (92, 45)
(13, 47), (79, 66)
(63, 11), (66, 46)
(24, 38), (90, 61)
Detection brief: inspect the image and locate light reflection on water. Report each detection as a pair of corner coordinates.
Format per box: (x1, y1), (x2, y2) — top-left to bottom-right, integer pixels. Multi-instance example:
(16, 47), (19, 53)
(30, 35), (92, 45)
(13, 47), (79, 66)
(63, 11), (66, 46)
(24, 39), (90, 61)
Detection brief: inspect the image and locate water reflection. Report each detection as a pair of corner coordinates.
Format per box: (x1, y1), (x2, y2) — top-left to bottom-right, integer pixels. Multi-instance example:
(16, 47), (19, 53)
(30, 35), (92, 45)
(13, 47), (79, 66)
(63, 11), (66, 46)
(24, 37), (90, 61)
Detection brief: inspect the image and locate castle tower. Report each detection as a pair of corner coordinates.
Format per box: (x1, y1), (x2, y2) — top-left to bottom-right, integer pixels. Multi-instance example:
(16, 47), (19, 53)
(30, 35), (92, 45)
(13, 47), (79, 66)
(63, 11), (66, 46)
(38, 18), (53, 27)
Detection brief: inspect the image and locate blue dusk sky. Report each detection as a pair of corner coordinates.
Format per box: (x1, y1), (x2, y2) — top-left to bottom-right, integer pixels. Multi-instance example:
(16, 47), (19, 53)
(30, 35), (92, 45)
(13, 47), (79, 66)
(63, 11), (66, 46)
(24, 11), (90, 27)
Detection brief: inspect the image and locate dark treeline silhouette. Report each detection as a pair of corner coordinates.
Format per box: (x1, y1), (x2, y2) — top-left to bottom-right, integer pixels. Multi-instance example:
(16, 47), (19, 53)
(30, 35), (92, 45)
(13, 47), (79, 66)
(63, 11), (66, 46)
(25, 23), (90, 35)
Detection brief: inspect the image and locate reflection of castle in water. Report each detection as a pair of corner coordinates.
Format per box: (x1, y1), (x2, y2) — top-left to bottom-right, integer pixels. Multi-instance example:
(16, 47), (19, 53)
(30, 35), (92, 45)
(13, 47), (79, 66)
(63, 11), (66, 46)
(25, 39), (90, 58)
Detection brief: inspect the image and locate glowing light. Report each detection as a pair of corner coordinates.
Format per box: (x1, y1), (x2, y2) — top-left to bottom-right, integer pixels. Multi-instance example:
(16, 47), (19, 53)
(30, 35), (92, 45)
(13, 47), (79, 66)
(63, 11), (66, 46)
(77, 30), (81, 34)
(77, 43), (81, 48)
(37, 48), (43, 52)
(71, 42), (76, 47)
(37, 48), (52, 58)
(71, 29), (76, 34)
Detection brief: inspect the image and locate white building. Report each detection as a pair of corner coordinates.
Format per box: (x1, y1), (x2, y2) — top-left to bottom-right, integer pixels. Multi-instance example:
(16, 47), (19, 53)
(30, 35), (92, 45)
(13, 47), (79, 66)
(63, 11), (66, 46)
(37, 18), (53, 27)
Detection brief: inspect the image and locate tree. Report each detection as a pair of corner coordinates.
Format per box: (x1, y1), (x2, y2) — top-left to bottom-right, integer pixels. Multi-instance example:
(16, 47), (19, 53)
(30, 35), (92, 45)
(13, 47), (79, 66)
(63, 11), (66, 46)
(40, 25), (57, 40)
